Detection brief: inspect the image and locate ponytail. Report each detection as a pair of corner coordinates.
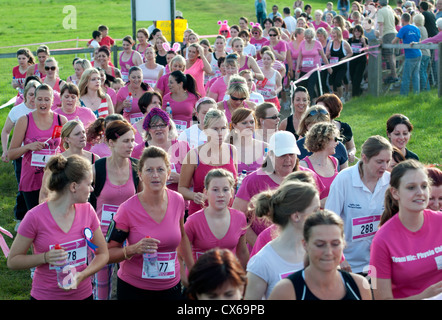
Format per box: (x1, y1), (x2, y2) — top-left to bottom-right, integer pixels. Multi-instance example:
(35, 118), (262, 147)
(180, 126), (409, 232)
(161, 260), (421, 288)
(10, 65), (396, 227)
(380, 187), (399, 226)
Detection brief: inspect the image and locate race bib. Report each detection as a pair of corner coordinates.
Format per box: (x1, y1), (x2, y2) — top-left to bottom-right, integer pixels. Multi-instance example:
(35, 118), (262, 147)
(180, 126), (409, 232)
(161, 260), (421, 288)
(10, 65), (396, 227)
(49, 238), (87, 269)
(330, 57), (339, 64)
(141, 251), (177, 279)
(174, 120), (187, 136)
(351, 43), (362, 53)
(302, 57), (314, 68)
(31, 149), (57, 167)
(129, 112), (144, 125)
(351, 215), (380, 242)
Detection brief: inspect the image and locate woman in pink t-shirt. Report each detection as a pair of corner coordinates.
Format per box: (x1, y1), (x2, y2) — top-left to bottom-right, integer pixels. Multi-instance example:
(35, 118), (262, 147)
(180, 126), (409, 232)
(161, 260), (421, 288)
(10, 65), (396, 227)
(370, 160), (442, 300)
(295, 28), (331, 101)
(207, 54), (239, 102)
(184, 169), (249, 269)
(7, 154), (108, 300)
(12, 48), (35, 95)
(249, 23), (270, 60)
(162, 70), (200, 130)
(107, 146), (194, 300)
(154, 55), (186, 97)
(287, 28), (305, 77)
(116, 66), (153, 125)
(185, 43), (212, 97)
(55, 83), (97, 131)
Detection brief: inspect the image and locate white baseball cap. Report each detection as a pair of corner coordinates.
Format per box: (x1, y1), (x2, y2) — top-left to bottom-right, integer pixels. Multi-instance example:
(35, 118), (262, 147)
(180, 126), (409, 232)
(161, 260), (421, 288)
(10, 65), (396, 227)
(268, 131), (300, 157)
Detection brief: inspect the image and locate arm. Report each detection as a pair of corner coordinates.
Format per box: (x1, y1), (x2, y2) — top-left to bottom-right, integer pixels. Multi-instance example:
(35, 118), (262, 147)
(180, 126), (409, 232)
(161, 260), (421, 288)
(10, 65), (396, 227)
(278, 118), (288, 131)
(235, 234), (249, 270)
(268, 278), (296, 300)
(198, 46), (212, 74)
(345, 137), (357, 163)
(343, 41), (353, 60)
(39, 169), (50, 203)
(133, 51), (143, 67)
(248, 57), (265, 80)
(178, 150), (206, 203)
(1, 116), (14, 162)
(244, 272), (269, 300)
(295, 50), (303, 79)
(8, 116), (45, 161)
(105, 94), (114, 114)
(177, 217), (194, 287)
(232, 197), (258, 247)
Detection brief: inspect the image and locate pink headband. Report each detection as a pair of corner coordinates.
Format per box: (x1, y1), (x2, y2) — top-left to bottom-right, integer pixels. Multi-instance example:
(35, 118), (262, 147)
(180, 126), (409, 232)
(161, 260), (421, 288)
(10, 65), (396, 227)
(143, 108), (170, 131)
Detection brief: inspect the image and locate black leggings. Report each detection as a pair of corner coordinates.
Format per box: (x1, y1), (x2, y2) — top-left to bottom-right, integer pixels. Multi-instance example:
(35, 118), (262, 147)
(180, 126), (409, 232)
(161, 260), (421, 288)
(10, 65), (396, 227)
(329, 64), (348, 91)
(116, 277), (183, 300)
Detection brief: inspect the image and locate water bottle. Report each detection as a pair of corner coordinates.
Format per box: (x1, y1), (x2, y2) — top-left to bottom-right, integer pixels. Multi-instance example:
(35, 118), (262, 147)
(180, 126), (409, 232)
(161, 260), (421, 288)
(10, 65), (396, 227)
(166, 102), (172, 118)
(236, 170), (247, 193)
(143, 236), (159, 277)
(12, 76), (18, 89)
(124, 92), (133, 112)
(54, 244), (73, 288)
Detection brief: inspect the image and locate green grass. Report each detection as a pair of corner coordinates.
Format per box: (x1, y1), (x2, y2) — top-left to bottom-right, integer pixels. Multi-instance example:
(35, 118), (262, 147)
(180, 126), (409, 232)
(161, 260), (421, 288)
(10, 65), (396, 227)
(0, 0), (441, 300)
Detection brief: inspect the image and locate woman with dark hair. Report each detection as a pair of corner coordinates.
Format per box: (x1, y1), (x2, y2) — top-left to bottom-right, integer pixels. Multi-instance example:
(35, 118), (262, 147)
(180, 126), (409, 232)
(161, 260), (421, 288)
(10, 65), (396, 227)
(187, 248), (247, 300)
(386, 113), (419, 161)
(12, 48), (35, 95)
(388, 146), (406, 172)
(95, 46), (122, 80)
(116, 66), (153, 124)
(372, 160), (442, 299)
(133, 91), (163, 144)
(119, 35), (143, 82)
(162, 70), (200, 132)
(427, 166), (442, 212)
(348, 24), (368, 97)
(185, 43), (212, 97)
(279, 85), (310, 140)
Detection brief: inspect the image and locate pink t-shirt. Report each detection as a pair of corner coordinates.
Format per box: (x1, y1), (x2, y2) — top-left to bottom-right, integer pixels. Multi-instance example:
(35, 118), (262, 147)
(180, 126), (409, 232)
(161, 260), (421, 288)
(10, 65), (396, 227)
(299, 40), (324, 73)
(185, 58), (206, 96)
(54, 106), (97, 130)
(250, 37), (270, 59)
(208, 76), (228, 102)
(184, 208), (247, 262)
(271, 41), (288, 62)
(250, 224), (278, 257)
(113, 189), (185, 291)
(116, 85), (151, 124)
(155, 73), (170, 96)
(18, 202), (100, 300)
(162, 92), (199, 128)
(370, 209), (442, 299)
(105, 86), (117, 107)
(90, 142), (111, 158)
(313, 20), (330, 31)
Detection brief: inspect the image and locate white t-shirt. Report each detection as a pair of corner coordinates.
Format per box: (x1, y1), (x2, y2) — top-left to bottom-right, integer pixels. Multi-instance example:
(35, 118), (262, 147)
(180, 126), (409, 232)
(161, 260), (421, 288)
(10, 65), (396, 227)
(247, 242), (305, 299)
(249, 91), (265, 105)
(178, 123), (207, 149)
(243, 43), (257, 57)
(284, 16), (297, 33)
(138, 63), (164, 88)
(325, 163), (391, 273)
(8, 102), (34, 124)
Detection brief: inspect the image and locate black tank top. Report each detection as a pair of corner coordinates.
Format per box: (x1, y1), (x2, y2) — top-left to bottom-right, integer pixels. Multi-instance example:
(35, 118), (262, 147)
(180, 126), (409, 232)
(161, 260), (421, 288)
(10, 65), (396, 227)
(288, 269), (362, 300)
(330, 41), (346, 61)
(285, 114), (300, 140)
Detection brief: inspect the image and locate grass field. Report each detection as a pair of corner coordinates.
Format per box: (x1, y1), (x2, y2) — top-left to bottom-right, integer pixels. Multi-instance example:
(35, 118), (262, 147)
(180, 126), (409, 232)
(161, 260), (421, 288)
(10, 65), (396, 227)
(0, 0), (441, 300)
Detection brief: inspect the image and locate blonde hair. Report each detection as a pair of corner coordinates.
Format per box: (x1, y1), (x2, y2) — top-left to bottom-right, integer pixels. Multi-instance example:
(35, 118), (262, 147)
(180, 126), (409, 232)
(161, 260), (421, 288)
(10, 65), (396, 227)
(204, 168), (235, 189)
(203, 109), (228, 130)
(227, 75), (249, 98)
(78, 68), (106, 98)
(61, 120), (84, 150)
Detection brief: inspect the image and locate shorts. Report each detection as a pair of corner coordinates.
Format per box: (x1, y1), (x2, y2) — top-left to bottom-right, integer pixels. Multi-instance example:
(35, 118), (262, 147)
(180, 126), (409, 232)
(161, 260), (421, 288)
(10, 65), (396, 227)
(382, 33), (396, 56)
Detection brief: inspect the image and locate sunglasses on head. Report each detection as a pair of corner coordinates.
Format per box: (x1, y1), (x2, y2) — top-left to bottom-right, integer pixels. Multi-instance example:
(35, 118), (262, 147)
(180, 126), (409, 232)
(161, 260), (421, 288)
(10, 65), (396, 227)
(308, 109), (328, 116)
(230, 95), (246, 101)
(45, 66), (56, 71)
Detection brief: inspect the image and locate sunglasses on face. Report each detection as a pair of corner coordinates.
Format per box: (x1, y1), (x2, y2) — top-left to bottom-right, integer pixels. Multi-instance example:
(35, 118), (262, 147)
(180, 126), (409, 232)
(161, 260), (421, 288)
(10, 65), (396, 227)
(264, 114), (280, 120)
(45, 66), (56, 71)
(230, 95), (246, 101)
(308, 109), (328, 116)
(269, 33), (278, 37)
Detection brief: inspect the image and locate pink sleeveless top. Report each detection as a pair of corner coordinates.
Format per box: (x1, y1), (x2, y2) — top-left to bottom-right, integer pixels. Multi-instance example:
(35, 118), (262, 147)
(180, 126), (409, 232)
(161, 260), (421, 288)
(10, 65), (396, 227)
(185, 58), (206, 96)
(20, 112), (62, 192)
(34, 64), (46, 80)
(119, 50), (136, 80)
(238, 56), (250, 72)
(188, 145), (237, 215)
(223, 100), (249, 123)
(96, 159), (136, 236)
(303, 155), (338, 199)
